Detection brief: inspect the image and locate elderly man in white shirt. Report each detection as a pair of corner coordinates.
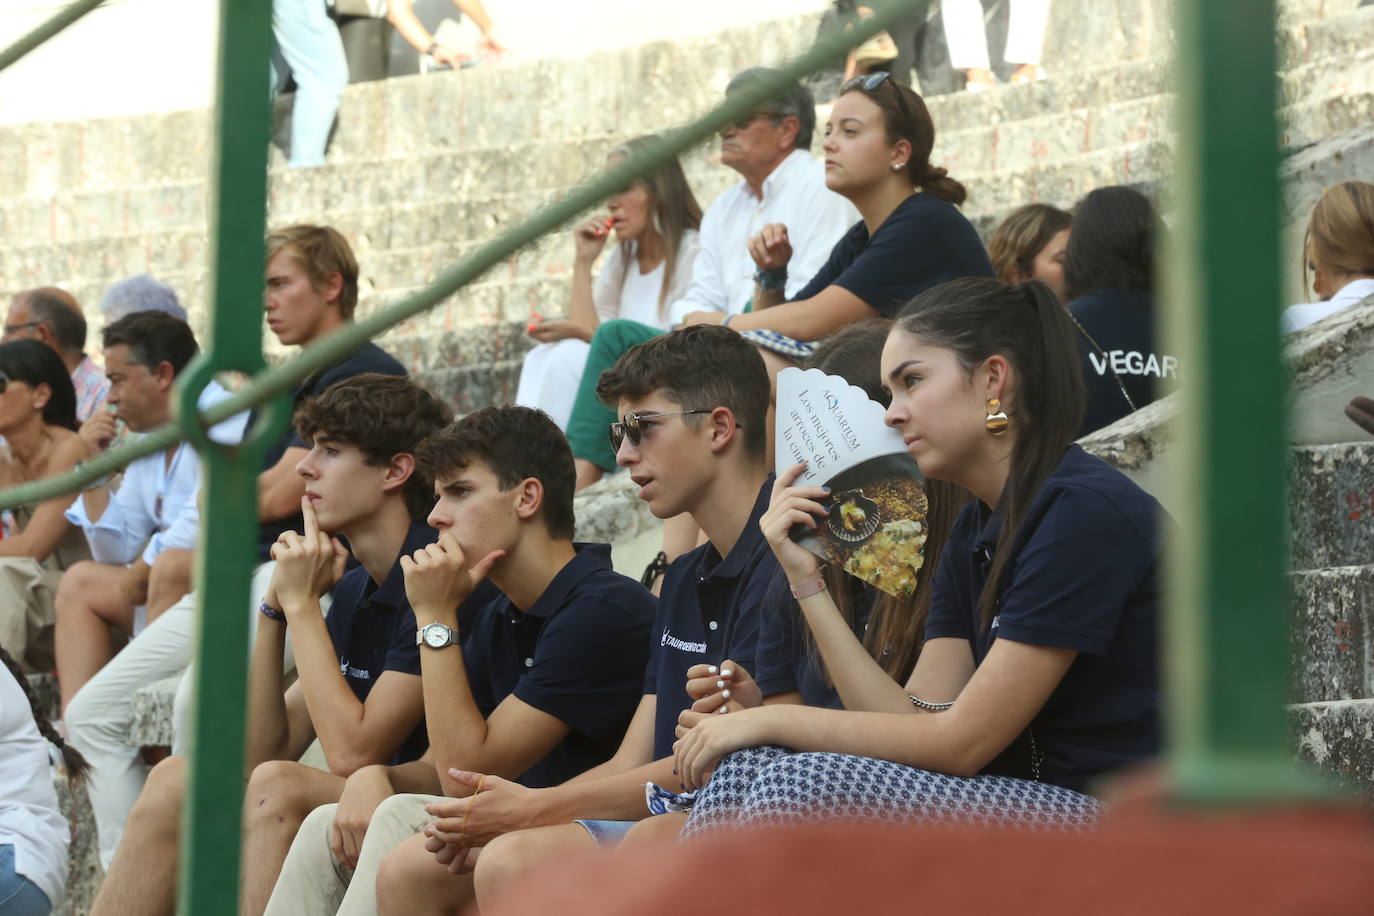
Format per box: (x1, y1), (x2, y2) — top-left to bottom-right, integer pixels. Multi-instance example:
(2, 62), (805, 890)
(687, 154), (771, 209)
(567, 66), (858, 491)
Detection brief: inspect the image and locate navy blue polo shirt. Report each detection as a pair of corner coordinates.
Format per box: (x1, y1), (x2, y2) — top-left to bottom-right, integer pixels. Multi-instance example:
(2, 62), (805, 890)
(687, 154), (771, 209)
(646, 476), (778, 758)
(255, 341), (407, 560)
(1067, 288), (1179, 437)
(461, 543), (655, 788)
(326, 520), (496, 764)
(754, 571), (875, 709)
(791, 192), (994, 317)
(923, 445), (1164, 794)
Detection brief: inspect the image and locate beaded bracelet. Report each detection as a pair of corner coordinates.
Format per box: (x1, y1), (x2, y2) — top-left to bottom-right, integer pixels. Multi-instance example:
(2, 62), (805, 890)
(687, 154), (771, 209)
(908, 694), (954, 712)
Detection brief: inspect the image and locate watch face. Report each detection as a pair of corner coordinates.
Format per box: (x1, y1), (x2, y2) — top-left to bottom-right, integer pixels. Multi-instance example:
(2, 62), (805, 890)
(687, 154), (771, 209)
(423, 625), (449, 648)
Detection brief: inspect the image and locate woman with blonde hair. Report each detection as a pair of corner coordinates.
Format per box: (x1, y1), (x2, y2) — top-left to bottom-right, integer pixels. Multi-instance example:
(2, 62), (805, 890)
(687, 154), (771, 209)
(987, 203), (1072, 300)
(516, 136), (702, 428)
(1281, 180), (1374, 333)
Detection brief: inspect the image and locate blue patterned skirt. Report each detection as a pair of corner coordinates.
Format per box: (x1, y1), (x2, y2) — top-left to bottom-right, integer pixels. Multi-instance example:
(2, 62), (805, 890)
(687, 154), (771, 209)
(681, 746), (1101, 840)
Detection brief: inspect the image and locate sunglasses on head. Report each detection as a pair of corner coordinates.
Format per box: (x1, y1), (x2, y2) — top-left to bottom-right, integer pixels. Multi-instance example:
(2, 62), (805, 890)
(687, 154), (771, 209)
(842, 71), (913, 125)
(608, 408), (721, 452)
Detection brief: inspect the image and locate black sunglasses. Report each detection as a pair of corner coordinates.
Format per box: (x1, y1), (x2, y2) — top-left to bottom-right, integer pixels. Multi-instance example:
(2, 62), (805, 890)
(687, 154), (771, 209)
(719, 111), (782, 135)
(842, 71), (913, 126)
(608, 409), (721, 452)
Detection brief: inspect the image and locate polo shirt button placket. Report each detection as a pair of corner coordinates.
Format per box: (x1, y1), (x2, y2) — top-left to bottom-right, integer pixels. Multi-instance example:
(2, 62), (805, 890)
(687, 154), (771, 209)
(524, 657), (534, 668)
(708, 621), (718, 631)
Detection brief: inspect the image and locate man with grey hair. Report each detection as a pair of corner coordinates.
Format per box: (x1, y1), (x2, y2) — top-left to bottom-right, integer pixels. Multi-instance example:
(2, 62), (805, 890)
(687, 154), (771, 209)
(98, 275), (189, 326)
(565, 66), (859, 489)
(3, 287), (110, 422)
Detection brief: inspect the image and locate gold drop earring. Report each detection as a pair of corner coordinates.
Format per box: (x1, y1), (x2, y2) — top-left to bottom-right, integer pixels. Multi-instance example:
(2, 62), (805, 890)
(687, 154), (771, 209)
(985, 397), (1009, 436)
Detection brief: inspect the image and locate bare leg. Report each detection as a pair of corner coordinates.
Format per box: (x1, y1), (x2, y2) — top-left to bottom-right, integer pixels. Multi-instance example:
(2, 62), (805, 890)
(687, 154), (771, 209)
(614, 812), (687, 853)
(240, 760), (346, 916)
(147, 548), (195, 624)
(574, 458), (604, 492)
(55, 561), (137, 712)
(375, 831), (475, 916)
(90, 754), (189, 916)
(472, 822), (597, 909)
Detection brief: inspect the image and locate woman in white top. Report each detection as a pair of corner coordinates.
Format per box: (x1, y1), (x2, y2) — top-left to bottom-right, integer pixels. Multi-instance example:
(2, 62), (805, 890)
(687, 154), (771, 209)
(0, 644), (87, 915)
(516, 136), (702, 429)
(1281, 180), (1374, 333)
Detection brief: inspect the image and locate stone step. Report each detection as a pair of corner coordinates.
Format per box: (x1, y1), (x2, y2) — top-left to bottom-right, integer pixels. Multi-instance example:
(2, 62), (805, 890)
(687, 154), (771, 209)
(1281, 5), (1374, 69)
(1291, 698), (1374, 795)
(1289, 443), (1374, 572)
(416, 358), (524, 417)
(1292, 566), (1374, 703)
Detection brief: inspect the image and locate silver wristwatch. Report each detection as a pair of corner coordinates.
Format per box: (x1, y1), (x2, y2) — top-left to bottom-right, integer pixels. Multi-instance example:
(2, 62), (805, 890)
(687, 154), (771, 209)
(416, 622), (459, 649)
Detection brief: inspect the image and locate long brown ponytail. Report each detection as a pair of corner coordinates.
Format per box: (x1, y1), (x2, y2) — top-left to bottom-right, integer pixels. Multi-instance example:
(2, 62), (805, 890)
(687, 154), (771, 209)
(0, 645), (89, 784)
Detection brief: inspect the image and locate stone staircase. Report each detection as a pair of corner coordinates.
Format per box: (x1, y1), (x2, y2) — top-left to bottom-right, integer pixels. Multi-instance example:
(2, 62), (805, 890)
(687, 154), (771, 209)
(1, 0), (1371, 415)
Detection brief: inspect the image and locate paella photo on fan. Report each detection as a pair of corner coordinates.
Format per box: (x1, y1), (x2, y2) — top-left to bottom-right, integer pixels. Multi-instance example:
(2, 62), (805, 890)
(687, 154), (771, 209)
(790, 452), (929, 598)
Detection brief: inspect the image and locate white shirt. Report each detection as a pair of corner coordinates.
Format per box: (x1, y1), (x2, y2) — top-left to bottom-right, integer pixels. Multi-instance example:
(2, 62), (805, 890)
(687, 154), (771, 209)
(592, 230), (700, 330)
(1280, 277), (1374, 333)
(64, 381), (249, 566)
(0, 667), (68, 907)
(667, 149), (860, 325)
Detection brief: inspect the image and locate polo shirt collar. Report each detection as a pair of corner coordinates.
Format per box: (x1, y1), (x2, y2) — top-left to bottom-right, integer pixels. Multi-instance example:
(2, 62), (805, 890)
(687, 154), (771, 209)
(514, 542), (613, 620)
(971, 445), (1086, 555)
(366, 521), (439, 609)
(696, 475), (774, 581)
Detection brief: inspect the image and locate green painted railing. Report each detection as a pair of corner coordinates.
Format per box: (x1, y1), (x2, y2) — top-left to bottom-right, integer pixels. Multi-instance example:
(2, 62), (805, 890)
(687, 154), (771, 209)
(1164, 0), (1328, 800)
(0, 0), (1335, 911)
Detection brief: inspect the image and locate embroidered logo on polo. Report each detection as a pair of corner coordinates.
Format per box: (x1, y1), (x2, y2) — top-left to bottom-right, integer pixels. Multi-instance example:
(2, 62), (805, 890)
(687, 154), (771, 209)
(660, 627), (707, 654)
(338, 658), (371, 680)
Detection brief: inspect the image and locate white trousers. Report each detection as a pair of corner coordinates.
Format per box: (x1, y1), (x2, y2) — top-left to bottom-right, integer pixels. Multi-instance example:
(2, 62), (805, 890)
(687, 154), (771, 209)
(264, 794), (440, 916)
(943, 0), (1050, 70)
(514, 338), (591, 430)
(67, 561), (277, 869)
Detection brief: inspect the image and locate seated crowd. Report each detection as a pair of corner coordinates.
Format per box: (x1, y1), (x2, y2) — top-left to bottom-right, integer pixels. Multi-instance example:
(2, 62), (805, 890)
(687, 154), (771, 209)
(1, 63), (1365, 916)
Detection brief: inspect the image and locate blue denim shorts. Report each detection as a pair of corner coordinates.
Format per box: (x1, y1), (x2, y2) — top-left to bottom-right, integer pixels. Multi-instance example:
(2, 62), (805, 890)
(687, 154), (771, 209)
(0, 844), (52, 916)
(574, 819), (636, 849)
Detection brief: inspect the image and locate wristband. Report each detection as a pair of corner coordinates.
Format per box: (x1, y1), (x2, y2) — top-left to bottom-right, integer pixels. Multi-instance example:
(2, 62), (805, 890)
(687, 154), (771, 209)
(754, 267), (788, 291)
(425, 40), (440, 56)
(258, 600), (286, 622)
(721, 314), (734, 328)
(789, 577), (826, 599)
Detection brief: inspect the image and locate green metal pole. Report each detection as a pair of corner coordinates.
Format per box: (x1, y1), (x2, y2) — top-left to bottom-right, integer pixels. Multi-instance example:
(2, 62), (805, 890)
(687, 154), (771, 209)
(1164, 0), (1324, 800)
(0, 0), (106, 74)
(173, 0), (288, 913)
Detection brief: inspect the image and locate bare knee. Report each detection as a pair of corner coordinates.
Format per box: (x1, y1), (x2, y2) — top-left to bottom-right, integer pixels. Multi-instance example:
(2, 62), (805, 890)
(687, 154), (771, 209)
(55, 560), (101, 612)
(245, 760), (314, 828)
(475, 825), (590, 903)
(131, 754), (189, 832)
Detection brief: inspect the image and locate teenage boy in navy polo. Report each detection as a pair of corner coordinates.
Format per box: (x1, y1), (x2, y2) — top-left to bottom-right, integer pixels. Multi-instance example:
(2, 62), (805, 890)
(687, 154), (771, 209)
(363, 324), (778, 913)
(260, 405), (655, 916)
(89, 374), (471, 916)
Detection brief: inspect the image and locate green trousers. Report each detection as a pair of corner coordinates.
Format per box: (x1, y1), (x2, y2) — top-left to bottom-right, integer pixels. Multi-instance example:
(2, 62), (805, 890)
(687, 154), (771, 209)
(565, 318), (664, 470)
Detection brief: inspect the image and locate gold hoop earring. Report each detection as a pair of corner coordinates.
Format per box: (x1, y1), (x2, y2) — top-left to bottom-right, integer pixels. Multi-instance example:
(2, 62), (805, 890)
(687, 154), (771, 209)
(985, 398), (1009, 436)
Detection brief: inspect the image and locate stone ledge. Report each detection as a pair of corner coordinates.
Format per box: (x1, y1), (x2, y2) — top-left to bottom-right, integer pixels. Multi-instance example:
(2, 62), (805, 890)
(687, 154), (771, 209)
(131, 675), (181, 749)
(1291, 698), (1374, 795)
(1292, 566), (1374, 703)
